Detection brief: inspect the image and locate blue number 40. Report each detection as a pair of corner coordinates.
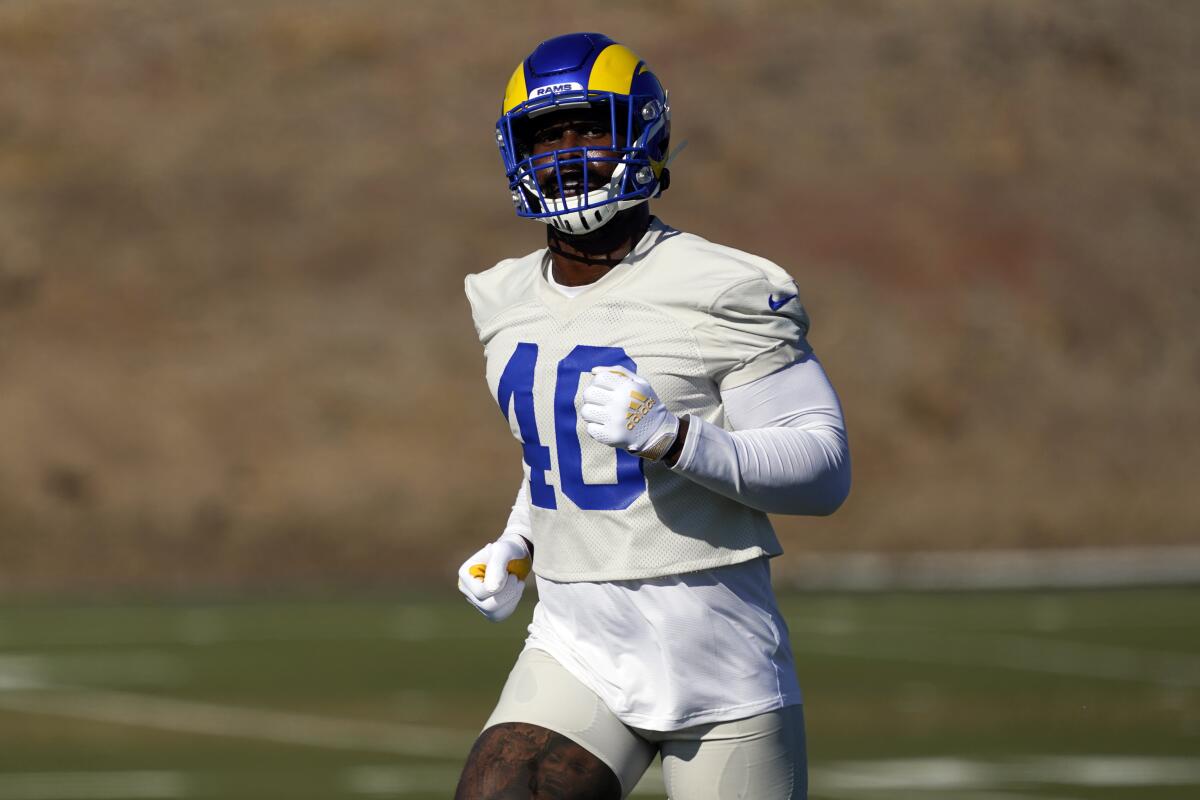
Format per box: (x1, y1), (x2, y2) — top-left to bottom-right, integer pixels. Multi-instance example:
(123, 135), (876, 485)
(497, 343), (645, 512)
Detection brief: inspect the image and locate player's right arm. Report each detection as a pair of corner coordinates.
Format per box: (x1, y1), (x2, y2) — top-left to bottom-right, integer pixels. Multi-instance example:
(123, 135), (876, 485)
(456, 481), (534, 622)
(668, 356), (851, 515)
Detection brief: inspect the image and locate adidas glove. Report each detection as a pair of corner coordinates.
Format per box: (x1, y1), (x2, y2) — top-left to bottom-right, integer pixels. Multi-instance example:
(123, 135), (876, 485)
(580, 366), (680, 462)
(456, 532), (533, 623)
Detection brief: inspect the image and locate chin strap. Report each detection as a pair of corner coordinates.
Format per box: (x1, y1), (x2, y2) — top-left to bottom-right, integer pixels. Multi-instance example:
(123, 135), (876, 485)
(664, 139), (688, 167)
(545, 239), (625, 268)
(654, 139), (686, 196)
(545, 205), (650, 266)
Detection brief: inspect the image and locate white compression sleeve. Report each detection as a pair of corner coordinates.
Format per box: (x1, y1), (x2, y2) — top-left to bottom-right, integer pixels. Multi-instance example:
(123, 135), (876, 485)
(502, 479), (533, 539)
(669, 358), (851, 516)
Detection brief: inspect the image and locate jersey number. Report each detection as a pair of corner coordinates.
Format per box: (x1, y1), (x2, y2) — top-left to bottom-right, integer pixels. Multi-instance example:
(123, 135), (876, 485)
(497, 343), (645, 511)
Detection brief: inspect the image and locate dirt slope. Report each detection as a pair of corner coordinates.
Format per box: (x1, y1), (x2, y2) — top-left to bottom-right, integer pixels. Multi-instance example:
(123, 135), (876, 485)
(0, 0), (1196, 592)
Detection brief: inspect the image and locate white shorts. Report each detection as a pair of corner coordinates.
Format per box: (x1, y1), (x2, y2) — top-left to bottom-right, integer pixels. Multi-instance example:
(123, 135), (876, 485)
(484, 648), (807, 799)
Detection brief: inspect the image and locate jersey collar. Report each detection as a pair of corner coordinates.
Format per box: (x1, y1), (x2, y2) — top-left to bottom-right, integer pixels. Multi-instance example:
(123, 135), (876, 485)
(534, 217), (675, 318)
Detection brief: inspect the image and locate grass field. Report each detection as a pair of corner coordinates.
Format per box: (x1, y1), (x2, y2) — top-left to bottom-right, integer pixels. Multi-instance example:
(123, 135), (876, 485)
(0, 587), (1196, 799)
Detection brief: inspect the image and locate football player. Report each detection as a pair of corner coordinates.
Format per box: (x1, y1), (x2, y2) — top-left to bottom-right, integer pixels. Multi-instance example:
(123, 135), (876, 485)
(454, 32), (850, 800)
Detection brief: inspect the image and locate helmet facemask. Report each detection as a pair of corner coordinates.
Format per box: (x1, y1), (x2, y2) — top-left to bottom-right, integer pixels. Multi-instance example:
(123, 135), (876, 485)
(497, 91), (669, 234)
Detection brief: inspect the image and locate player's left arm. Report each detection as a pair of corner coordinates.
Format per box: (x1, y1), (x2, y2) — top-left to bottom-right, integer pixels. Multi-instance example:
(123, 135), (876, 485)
(580, 270), (850, 515)
(669, 356), (850, 515)
(580, 357), (850, 515)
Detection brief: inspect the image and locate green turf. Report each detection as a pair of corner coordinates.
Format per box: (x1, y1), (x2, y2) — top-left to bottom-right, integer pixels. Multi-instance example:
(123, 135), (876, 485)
(0, 588), (1196, 799)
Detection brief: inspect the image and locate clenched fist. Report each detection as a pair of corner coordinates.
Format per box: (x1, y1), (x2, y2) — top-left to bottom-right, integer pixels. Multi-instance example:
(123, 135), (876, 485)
(580, 366), (680, 462)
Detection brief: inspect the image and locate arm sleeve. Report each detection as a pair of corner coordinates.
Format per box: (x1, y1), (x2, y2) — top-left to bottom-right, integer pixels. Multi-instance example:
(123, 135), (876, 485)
(669, 357), (851, 516)
(501, 479), (533, 539)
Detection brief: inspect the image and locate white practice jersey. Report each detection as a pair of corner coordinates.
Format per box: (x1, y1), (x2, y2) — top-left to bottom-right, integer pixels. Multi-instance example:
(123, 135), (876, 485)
(465, 218), (812, 582)
(498, 358), (846, 729)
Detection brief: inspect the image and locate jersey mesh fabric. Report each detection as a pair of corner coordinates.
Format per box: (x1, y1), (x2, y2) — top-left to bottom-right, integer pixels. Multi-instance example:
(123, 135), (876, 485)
(465, 219), (810, 582)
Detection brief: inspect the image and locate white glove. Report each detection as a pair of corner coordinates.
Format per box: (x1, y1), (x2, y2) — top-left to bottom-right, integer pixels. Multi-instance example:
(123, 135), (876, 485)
(580, 366), (680, 462)
(456, 532), (533, 622)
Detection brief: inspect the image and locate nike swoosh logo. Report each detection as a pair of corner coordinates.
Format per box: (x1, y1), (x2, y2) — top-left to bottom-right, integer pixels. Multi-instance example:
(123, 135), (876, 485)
(768, 293), (797, 311)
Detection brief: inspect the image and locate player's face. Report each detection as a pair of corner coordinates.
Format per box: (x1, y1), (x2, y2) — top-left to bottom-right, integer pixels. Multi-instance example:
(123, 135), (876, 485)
(526, 107), (622, 200)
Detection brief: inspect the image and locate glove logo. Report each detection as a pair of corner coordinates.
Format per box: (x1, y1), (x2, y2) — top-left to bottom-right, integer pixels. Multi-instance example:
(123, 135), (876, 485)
(626, 390), (655, 430)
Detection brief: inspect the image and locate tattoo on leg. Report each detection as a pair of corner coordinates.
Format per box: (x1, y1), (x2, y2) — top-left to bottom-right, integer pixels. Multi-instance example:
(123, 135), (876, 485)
(455, 722), (622, 800)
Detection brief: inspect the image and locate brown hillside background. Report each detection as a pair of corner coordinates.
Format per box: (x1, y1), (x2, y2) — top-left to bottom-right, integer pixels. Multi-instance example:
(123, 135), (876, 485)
(0, 0), (1197, 595)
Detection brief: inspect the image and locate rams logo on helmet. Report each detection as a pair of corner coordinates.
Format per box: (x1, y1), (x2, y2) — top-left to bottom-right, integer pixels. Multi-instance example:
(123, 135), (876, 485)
(531, 82), (584, 99)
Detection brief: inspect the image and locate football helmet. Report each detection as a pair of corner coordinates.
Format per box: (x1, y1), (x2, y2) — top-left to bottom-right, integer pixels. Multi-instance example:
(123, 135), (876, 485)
(496, 33), (671, 234)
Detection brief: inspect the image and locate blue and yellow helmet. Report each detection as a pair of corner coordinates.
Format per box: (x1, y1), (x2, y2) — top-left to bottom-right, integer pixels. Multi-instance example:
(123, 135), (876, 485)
(496, 33), (671, 234)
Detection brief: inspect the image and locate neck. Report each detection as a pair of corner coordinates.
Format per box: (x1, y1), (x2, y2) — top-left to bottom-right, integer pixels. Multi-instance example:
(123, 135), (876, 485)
(546, 205), (651, 287)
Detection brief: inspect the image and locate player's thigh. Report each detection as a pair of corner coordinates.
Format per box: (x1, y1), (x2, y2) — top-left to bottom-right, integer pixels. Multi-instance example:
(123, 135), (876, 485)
(458, 647), (656, 799)
(657, 704), (807, 800)
(455, 722), (622, 800)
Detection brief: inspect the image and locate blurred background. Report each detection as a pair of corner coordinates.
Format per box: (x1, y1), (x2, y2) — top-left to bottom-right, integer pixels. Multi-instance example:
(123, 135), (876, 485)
(0, 0), (1197, 798)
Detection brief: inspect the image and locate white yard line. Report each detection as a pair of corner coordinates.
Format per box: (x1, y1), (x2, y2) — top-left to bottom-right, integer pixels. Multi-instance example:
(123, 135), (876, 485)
(812, 791), (1084, 800)
(0, 651), (476, 758)
(341, 755), (1200, 797)
(0, 606), (515, 648)
(813, 755), (1200, 789)
(343, 762), (669, 796)
(808, 755), (1200, 799)
(342, 765), (467, 795)
(788, 546), (1200, 590)
(974, 634), (1200, 687)
(0, 688), (473, 758)
(0, 756), (1191, 799)
(0, 772), (186, 800)
(792, 625), (1200, 688)
(0, 652), (186, 689)
(1028, 756), (1200, 786)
